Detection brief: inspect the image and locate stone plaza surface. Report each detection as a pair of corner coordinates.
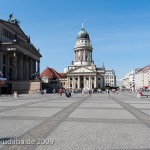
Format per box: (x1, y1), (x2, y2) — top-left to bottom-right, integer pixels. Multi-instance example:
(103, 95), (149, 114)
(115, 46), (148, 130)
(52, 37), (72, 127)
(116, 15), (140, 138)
(0, 92), (150, 149)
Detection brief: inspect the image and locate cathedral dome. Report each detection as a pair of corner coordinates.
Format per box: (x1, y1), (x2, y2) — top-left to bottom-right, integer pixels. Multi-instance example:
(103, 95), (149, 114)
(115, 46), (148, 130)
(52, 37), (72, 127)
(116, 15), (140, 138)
(77, 28), (90, 40)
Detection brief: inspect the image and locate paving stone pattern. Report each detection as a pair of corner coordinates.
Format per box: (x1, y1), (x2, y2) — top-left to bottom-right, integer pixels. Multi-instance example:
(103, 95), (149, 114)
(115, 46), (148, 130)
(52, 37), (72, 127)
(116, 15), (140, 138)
(0, 92), (150, 149)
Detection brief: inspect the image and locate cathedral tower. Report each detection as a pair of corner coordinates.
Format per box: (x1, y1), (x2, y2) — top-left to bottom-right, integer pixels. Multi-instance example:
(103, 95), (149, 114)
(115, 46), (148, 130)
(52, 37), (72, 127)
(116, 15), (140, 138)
(67, 24), (105, 90)
(74, 23), (93, 66)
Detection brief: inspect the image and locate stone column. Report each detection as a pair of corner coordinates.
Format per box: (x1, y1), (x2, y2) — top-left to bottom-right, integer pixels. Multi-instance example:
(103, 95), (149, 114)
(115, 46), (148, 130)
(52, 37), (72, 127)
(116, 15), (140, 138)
(33, 59), (36, 74)
(25, 56), (29, 80)
(76, 52), (77, 62)
(30, 58), (33, 79)
(74, 52), (75, 62)
(6, 55), (9, 79)
(13, 52), (17, 80)
(18, 54), (23, 80)
(75, 77), (77, 89)
(72, 77), (75, 89)
(90, 52), (92, 61)
(76, 51), (78, 62)
(101, 77), (104, 88)
(84, 50), (85, 61)
(80, 51), (82, 61)
(67, 77), (70, 89)
(89, 76), (91, 89)
(94, 76), (97, 88)
(23, 56), (26, 80)
(84, 76), (86, 88)
(78, 51), (79, 61)
(78, 76), (80, 89)
(37, 60), (40, 75)
(72, 77), (73, 89)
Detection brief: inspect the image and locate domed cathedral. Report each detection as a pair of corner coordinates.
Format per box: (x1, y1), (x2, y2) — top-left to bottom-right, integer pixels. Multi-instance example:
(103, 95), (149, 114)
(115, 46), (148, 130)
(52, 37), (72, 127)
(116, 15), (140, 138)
(67, 24), (105, 90)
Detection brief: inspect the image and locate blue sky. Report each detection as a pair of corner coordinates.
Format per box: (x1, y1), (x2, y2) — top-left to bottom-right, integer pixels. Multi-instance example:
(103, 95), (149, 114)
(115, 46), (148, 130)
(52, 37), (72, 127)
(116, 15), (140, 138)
(0, 0), (150, 79)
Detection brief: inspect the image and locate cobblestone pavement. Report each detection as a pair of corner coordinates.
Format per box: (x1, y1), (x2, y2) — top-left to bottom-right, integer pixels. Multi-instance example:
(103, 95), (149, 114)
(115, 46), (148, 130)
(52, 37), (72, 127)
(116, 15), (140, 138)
(0, 92), (150, 150)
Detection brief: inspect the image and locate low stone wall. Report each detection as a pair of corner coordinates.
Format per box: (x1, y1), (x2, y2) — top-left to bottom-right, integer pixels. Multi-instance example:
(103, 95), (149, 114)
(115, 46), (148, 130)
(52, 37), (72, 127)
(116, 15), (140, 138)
(7, 81), (41, 94)
(29, 81), (41, 94)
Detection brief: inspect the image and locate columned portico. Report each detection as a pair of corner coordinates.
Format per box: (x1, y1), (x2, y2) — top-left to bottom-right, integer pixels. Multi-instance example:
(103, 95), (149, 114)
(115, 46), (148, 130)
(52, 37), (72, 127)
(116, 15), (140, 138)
(0, 51), (39, 81)
(67, 74), (99, 90)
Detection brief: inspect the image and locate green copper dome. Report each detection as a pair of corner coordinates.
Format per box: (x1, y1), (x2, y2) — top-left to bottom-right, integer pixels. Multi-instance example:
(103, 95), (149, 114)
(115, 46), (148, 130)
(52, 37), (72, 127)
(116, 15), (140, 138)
(77, 28), (90, 40)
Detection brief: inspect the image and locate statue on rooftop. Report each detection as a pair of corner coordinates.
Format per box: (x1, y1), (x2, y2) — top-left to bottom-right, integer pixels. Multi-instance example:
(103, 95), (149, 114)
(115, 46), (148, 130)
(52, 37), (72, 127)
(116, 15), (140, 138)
(8, 13), (20, 24)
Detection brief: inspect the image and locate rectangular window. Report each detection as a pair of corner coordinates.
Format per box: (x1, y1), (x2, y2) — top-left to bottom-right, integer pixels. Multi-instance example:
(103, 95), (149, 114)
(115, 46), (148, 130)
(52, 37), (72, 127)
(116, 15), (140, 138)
(70, 84), (72, 88)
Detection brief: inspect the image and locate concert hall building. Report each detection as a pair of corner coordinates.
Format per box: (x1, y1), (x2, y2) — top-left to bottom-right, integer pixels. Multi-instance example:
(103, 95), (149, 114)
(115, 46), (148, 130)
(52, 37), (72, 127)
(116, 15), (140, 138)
(0, 14), (42, 94)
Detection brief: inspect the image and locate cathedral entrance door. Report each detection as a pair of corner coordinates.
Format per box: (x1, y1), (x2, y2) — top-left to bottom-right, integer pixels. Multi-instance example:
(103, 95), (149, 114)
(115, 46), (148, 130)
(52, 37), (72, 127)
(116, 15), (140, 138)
(80, 76), (84, 89)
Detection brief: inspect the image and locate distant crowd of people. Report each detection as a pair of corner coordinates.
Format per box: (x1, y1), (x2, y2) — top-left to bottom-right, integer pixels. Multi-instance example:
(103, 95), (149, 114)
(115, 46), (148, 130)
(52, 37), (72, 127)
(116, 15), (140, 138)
(36, 87), (122, 97)
(82, 88), (93, 96)
(53, 88), (63, 96)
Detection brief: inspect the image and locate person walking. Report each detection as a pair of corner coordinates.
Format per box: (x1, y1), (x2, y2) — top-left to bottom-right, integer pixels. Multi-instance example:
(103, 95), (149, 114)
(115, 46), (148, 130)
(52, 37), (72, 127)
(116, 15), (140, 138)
(59, 88), (62, 96)
(92, 88), (94, 94)
(106, 89), (110, 95)
(53, 88), (56, 95)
